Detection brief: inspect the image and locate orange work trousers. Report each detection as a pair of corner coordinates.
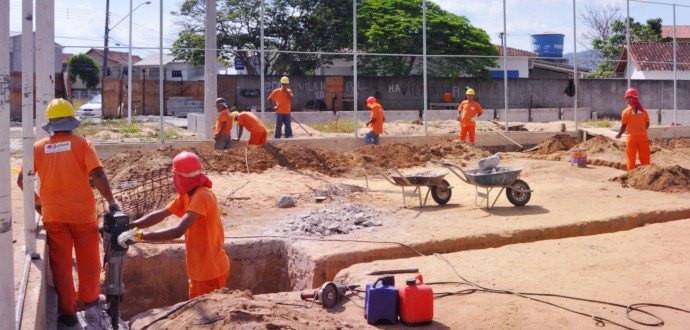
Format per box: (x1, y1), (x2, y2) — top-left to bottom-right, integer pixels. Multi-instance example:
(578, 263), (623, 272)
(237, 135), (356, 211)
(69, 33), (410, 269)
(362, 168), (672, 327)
(44, 221), (102, 316)
(459, 124), (477, 143)
(189, 270), (230, 299)
(248, 129), (267, 145)
(626, 135), (650, 170)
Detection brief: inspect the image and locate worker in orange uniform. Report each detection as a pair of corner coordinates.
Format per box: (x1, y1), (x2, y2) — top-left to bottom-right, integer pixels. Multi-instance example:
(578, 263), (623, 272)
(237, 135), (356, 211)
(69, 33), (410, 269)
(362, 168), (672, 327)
(118, 151), (230, 299)
(442, 90), (454, 109)
(364, 96), (385, 145)
(17, 98), (120, 328)
(213, 98), (233, 150)
(232, 110), (268, 145)
(615, 88), (650, 170)
(268, 76), (294, 139)
(458, 88), (483, 144)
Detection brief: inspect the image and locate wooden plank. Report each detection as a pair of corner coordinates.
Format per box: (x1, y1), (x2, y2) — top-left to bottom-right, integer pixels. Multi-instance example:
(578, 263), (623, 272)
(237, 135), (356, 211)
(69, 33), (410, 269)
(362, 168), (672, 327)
(579, 127), (624, 140)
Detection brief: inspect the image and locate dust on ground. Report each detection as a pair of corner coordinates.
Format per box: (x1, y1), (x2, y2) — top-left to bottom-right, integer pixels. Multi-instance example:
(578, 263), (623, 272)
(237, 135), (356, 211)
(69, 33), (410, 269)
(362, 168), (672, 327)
(128, 289), (349, 330)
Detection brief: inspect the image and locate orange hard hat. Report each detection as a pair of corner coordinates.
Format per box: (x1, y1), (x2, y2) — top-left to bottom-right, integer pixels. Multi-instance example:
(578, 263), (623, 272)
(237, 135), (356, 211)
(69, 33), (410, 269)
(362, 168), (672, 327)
(172, 151), (202, 175)
(624, 88), (639, 99)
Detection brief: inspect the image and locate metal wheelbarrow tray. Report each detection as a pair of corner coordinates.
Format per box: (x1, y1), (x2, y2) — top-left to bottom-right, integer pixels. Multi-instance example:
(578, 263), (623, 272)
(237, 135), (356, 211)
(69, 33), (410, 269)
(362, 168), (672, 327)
(431, 160), (532, 209)
(365, 164), (452, 208)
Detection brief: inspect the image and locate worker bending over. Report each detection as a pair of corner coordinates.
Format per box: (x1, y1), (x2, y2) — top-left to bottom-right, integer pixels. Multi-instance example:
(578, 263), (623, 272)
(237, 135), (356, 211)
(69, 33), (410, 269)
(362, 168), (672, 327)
(18, 98), (119, 328)
(615, 88), (650, 170)
(365, 96), (385, 145)
(458, 88), (483, 144)
(118, 151), (230, 298)
(233, 110), (268, 145)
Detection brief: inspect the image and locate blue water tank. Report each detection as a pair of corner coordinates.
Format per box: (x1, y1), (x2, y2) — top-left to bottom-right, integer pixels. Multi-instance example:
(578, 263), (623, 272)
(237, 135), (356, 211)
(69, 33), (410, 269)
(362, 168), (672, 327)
(531, 33), (565, 58)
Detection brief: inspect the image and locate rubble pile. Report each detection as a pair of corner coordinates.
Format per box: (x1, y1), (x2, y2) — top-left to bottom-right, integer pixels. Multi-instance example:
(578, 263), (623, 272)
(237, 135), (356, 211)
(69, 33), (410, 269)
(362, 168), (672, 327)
(278, 203), (386, 236)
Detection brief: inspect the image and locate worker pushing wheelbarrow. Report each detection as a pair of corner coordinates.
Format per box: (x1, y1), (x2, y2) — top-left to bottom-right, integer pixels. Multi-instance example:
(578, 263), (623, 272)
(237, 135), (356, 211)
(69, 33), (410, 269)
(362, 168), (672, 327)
(431, 155), (532, 209)
(365, 164), (452, 208)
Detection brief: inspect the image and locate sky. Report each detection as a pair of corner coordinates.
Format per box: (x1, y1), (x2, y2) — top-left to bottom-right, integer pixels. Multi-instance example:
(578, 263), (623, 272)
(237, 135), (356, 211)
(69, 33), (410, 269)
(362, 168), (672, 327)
(8, 0), (689, 59)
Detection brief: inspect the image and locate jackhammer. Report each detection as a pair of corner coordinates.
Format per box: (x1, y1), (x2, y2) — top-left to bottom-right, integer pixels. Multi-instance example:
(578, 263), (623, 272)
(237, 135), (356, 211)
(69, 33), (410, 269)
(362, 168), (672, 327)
(102, 210), (130, 330)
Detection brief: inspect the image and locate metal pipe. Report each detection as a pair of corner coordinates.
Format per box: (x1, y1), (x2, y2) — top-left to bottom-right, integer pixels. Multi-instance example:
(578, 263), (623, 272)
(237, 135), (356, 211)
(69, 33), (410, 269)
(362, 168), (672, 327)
(502, 0), (508, 131)
(353, 0), (359, 138)
(15, 254), (32, 330)
(127, 0), (134, 125)
(626, 0), (630, 88)
(159, 0), (164, 142)
(260, 0), (265, 122)
(573, 0), (578, 130)
(673, 4), (677, 125)
(0, 0), (16, 328)
(422, 0), (428, 136)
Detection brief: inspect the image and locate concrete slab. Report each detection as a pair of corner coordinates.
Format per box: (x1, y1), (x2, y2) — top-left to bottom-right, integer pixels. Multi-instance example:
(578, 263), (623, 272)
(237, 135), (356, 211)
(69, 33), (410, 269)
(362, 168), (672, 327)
(562, 107), (592, 121)
(495, 108), (529, 122)
(531, 108), (560, 122)
(660, 109), (690, 126)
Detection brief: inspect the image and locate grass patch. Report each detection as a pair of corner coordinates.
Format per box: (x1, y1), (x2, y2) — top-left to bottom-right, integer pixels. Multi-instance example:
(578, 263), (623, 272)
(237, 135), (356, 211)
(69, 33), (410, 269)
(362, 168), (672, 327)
(308, 119), (356, 133)
(592, 120), (613, 128)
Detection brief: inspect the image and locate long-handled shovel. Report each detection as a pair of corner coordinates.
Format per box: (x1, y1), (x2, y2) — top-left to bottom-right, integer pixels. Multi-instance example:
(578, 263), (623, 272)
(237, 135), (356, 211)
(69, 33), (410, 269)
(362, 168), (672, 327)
(291, 116), (313, 136)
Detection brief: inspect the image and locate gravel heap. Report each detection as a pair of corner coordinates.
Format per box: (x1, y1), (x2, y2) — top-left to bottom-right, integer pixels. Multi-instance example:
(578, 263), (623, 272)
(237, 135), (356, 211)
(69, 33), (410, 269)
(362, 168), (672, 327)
(278, 203), (387, 236)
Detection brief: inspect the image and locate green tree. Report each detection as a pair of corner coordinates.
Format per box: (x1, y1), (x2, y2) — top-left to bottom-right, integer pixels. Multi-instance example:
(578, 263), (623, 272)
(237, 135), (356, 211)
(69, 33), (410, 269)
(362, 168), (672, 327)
(67, 54), (101, 90)
(357, 0), (497, 77)
(590, 17), (668, 78)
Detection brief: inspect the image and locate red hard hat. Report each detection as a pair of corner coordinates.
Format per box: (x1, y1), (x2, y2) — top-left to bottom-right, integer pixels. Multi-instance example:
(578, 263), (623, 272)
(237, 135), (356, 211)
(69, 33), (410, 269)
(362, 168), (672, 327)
(624, 88), (639, 99)
(367, 96), (377, 104)
(172, 151), (202, 175)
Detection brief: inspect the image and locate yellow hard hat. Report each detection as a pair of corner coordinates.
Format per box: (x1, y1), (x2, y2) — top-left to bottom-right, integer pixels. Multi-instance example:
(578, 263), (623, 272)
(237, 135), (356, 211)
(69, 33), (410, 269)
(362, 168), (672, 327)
(46, 98), (76, 119)
(231, 111), (239, 123)
(280, 76), (290, 84)
(465, 88), (475, 96)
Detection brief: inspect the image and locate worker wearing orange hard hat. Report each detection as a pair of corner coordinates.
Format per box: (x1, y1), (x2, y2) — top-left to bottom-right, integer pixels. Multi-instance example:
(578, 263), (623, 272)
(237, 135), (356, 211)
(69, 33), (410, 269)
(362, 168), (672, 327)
(458, 88), (483, 144)
(364, 96), (385, 145)
(17, 98), (120, 328)
(118, 151), (230, 299)
(268, 76), (294, 139)
(232, 110), (268, 145)
(615, 88), (650, 170)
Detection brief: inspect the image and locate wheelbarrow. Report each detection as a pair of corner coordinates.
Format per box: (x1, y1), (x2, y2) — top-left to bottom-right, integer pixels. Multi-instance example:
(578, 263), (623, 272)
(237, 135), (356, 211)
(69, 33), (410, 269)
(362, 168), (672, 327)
(430, 160), (532, 209)
(365, 164), (452, 208)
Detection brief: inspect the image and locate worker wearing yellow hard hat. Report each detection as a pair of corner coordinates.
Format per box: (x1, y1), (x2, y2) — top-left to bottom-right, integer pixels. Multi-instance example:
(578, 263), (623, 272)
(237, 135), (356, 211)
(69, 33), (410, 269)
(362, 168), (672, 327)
(268, 76), (294, 139)
(17, 98), (120, 327)
(232, 110), (268, 145)
(457, 88), (483, 144)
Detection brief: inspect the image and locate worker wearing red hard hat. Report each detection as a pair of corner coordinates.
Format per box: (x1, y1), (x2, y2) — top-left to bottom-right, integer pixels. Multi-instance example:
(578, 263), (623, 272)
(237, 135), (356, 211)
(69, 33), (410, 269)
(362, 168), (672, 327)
(615, 88), (651, 170)
(458, 88), (483, 144)
(118, 151), (230, 299)
(365, 96), (385, 145)
(232, 110), (268, 145)
(17, 98), (120, 328)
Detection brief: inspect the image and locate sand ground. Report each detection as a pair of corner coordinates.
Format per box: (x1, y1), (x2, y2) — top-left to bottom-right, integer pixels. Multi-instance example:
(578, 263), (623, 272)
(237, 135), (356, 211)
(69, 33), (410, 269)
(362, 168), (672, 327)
(9, 120), (690, 329)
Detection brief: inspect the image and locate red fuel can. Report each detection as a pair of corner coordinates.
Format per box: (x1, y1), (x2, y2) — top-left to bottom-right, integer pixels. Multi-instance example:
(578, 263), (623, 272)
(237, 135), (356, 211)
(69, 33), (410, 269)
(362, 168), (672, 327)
(398, 274), (433, 324)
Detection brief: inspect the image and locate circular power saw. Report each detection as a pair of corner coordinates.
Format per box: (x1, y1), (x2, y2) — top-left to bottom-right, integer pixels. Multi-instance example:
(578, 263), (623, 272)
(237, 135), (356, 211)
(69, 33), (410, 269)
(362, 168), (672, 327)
(300, 282), (359, 308)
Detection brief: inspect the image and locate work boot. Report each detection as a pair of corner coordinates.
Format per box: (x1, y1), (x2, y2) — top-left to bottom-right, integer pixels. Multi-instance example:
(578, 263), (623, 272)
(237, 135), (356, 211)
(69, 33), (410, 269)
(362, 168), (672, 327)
(83, 304), (105, 330)
(58, 314), (79, 327)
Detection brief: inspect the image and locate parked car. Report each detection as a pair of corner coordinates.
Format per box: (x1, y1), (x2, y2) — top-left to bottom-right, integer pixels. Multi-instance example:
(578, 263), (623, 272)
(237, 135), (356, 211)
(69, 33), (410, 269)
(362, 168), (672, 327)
(77, 94), (102, 118)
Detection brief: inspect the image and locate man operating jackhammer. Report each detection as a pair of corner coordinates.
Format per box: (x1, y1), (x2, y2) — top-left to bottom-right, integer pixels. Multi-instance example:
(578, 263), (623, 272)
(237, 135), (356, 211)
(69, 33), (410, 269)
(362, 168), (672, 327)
(118, 151), (230, 299)
(17, 98), (120, 329)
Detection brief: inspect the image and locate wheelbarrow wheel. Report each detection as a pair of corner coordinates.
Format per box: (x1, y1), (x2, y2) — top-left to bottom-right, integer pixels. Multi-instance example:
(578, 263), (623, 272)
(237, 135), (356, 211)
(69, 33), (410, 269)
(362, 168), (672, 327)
(506, 179), (531, 206)
(431, 179), (452, 205)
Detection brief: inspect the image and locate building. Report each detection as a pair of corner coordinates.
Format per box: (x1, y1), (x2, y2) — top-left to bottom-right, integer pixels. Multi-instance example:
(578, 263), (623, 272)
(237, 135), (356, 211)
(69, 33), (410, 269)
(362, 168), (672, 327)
(615, 42), (690, 80)
(133, 53), (206, 81)
(661, 25), (690, 43)
(10, 31), (63, 73)
(85, 48), (143, 79)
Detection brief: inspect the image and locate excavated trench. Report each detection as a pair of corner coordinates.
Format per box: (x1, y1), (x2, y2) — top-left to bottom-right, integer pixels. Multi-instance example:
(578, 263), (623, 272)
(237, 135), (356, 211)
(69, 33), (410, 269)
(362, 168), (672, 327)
(117, 207), (690, 320)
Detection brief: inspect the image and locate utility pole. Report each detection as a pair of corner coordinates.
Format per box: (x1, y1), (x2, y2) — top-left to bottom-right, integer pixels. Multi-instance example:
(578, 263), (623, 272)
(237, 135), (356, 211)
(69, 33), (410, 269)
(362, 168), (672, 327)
(102, 0), (110, 99)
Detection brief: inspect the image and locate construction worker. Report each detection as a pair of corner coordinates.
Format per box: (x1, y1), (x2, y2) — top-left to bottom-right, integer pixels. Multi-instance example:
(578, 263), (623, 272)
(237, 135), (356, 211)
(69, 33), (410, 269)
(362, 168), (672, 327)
(615, 88), (651, 170)
(233, 110), (268, 145)
(17, 98), (119, 328)
(118, 151), (230, 299)
(458, 88), (483, 144)
(364, 96), (385, 145)
(213, 98), (233, 150)
(268, 76), (294, 139)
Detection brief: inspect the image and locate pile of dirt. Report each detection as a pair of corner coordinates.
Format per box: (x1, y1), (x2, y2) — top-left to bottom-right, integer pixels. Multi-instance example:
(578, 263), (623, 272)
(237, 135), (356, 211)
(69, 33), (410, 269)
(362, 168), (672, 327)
(348, 141), (488, 169)
(611, 164), (690, 192)
(128, 289), (348, 330)
(577, 135), (625, 154)
(528, 134), (581, 155)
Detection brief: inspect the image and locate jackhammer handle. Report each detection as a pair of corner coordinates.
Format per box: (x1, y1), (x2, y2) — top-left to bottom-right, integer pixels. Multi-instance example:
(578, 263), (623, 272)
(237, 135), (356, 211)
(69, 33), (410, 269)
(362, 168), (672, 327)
(300, 290), (317, 300)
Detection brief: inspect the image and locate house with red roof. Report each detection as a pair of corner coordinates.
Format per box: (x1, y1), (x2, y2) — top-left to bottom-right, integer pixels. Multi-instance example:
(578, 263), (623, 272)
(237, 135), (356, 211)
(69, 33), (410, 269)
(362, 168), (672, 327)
(615, 42), (690, 80)
(661, 25), (690, 43)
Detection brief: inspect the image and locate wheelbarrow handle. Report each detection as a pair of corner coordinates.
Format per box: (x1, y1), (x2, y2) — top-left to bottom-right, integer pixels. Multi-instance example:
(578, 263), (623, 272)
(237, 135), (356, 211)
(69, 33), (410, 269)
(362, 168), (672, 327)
(429, 160), (470, 184)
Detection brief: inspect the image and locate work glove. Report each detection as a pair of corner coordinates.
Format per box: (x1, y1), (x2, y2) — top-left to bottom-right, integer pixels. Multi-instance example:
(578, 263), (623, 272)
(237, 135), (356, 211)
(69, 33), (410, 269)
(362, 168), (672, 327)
(108, 200), (122, 213)
(117, 227), (143, 248)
